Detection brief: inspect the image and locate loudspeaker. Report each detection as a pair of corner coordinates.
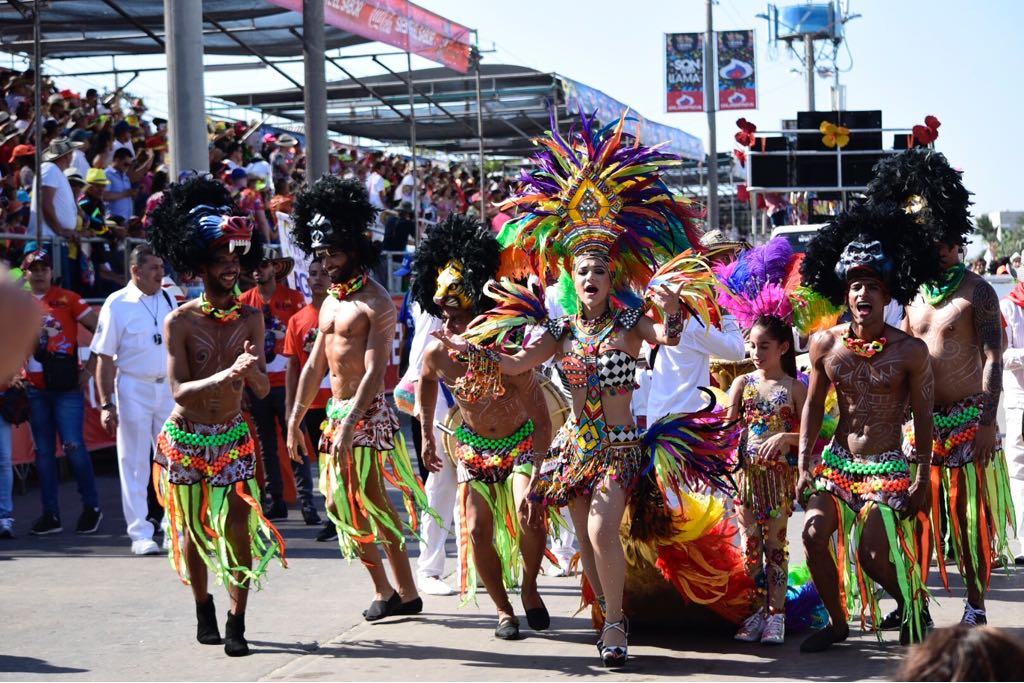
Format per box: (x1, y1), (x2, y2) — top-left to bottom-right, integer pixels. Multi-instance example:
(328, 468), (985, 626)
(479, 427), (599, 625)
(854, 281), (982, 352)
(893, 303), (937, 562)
(749, 136), (790, 188)
(796, 110), (882, 151)
(841, 153), (884, 187)
(796, 156), (837, 187)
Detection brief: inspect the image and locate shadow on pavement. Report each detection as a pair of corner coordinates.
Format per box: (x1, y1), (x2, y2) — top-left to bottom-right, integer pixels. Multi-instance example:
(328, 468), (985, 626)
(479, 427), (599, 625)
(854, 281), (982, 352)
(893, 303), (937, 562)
(0, 655), (89, 675)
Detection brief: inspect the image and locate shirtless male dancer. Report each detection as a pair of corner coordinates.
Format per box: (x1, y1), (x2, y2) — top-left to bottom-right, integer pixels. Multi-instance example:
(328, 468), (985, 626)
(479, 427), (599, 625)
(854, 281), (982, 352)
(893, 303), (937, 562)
(412, 215), (552, 640)
(796, 204), (940, 652)
(149, 177), (285, 657)
(869, 149), (1012, 626)
(286, 176), (430, 620)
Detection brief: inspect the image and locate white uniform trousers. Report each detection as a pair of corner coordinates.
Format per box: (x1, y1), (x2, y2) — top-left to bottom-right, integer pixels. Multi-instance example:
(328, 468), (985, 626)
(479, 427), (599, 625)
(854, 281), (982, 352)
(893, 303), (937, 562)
(1005, 406), (1024, 542)
(416, 398), (460, 580)
(115, 374), (176, 542)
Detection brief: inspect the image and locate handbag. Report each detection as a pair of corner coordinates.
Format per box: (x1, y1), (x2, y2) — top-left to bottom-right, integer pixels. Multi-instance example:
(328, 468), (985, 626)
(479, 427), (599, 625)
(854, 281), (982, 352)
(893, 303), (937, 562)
(41, 352), (80, 392)
(0, 385), (30, 425)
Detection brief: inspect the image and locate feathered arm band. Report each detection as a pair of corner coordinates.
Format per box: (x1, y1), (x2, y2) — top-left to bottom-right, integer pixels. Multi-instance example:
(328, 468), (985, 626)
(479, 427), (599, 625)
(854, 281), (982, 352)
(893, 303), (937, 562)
(463, 278), (550, 351)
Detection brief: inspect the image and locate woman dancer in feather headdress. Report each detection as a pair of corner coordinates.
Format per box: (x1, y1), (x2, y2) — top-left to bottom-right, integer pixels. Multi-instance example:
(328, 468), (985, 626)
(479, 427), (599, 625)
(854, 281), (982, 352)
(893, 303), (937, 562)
(432, 111), (741, 668)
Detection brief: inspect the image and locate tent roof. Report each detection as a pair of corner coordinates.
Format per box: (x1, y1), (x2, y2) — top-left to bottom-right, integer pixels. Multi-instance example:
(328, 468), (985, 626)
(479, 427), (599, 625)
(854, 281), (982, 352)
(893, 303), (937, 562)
(0, 0), (371, 58)
(218, 64), (706, 160)
(220, 63), (562, 156)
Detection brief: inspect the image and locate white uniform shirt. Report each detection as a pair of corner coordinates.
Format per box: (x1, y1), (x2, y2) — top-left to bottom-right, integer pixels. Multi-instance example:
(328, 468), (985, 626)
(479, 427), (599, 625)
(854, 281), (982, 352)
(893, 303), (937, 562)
(91, 281), (178, 379)
(1001, 297), (1024, 411)
(646, 315), (746, 419)
(400, 302), (444, 387)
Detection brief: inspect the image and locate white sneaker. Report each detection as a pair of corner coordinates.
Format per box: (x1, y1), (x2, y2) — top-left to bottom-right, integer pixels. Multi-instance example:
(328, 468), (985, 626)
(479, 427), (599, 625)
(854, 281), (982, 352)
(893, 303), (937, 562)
(761, 613), (786, 644)
(131, 539), (161, 556)
(418, 575), (456, 596)
(735, 609), (767, 642)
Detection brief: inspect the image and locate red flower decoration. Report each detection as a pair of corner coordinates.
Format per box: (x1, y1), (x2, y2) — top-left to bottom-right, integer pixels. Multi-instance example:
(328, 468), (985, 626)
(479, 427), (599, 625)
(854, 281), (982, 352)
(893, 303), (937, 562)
(912, 115), (941, 146)
(737, 184), (749, 202)
(735, 118), (757, 147)
(734, 149), (747, 166)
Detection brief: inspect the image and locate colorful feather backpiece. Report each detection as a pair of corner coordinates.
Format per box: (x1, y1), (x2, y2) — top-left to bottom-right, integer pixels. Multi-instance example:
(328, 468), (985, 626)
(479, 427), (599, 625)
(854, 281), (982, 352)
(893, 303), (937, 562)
(462, 278), (549, 351)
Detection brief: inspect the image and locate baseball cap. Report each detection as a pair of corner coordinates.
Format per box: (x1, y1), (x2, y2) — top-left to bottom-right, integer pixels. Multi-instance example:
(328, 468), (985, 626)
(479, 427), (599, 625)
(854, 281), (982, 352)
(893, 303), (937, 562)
(113, 120), (131, 134)
(22, 250), (52, 270)
(229, 167), (248, 181)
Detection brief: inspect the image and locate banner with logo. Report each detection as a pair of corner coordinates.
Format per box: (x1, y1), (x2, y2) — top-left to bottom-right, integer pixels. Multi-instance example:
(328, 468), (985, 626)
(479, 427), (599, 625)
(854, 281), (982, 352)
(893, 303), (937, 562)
(665, 33), (704, 113)
(266, 0), (473, 73)
(717, 30), (757, 110)
(276, 212), (312, 300)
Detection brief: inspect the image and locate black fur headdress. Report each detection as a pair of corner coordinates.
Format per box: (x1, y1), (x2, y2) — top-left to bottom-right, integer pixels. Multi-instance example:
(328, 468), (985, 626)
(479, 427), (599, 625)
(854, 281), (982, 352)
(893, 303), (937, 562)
(410, 214), (500, 318)
(291, 175), (381, 271)
(148, 176), (264, 276)
(865, 148), (973, 246)
(800, 201), (943, 306)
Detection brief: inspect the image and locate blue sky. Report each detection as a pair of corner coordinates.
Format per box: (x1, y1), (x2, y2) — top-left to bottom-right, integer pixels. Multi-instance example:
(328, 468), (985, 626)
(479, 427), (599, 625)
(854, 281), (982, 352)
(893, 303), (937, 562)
(19, 0), (1019, 215)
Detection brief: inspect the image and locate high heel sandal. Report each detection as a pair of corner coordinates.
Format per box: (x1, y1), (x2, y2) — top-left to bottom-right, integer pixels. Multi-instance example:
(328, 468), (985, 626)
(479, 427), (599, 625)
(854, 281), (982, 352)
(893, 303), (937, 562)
(598, 619), (628, 668)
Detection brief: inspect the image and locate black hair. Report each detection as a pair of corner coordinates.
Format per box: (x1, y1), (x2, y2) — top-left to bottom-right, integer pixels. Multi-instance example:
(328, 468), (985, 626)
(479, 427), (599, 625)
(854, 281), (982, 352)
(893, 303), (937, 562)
(800, 201), (944, 307)
(410, 213), (500, 318)
(291, 174), (381, 272)
(148, 176), (264, 277)
(866, 148), (973, 247)
(129, 243), (158, 269)
(112, 147), (133, 162)
(751, 315), (797, 379)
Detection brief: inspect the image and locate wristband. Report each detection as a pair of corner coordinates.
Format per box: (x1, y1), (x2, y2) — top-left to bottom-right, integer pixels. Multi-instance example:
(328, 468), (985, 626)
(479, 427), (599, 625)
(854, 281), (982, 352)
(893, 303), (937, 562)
(101, 403), (115, 411)
(665, 311), (683, 338)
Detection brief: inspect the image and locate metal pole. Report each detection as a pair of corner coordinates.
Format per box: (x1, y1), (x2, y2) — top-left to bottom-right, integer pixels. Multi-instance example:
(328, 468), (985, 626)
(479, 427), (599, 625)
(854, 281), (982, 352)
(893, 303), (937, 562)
(165, 0), (208, 176)
(406, 51), (419, 242)
(473, 46), (486, 225)
(33, 0), (43, 244)
(805, 36), (816, 111)
(704, 0), (719, 232)
(303, 0), (327, 181)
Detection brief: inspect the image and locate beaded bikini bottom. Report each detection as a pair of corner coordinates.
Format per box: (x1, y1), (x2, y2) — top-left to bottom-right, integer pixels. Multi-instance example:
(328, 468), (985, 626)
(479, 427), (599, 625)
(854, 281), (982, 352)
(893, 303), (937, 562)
(454, 419), (535, 484)
(812, 441), (910, 513)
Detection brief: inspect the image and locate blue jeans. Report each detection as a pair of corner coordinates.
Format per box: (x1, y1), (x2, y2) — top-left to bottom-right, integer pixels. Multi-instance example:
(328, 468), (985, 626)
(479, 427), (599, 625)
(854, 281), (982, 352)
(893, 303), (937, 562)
(0, 417), (11, 519)
(28, 388), (98, 517)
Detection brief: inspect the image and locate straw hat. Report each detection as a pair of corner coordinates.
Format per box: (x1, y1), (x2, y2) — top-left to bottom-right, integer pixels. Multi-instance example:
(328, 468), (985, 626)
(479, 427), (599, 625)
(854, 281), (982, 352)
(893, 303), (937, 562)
(42, 137), (75, 162)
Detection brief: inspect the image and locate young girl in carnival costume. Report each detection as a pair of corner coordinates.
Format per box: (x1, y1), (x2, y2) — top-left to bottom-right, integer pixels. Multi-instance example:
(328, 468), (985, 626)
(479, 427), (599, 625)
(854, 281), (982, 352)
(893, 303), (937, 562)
(433, 111), (743, 667)
(715, 236), (847, 644)
(148, 177), (286, 657)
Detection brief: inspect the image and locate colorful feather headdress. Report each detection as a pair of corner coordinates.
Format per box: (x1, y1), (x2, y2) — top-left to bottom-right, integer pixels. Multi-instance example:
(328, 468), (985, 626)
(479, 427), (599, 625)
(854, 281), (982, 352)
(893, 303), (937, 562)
(715, 236), (842, 334)
(497, 109), (704, 301)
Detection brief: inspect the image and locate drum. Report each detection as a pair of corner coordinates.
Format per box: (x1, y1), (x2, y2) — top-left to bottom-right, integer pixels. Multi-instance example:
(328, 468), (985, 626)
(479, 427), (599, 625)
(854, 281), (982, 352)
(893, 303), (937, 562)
(709, 357), (754, 390)
(439, 373), (570, 465)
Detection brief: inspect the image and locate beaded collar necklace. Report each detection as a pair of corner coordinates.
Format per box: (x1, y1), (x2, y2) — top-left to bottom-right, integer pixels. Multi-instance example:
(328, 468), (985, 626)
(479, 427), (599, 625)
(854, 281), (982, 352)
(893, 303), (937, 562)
(199, 293), (243, 324)
(843, 324), (886, 359)
(328, 272), (367, 301)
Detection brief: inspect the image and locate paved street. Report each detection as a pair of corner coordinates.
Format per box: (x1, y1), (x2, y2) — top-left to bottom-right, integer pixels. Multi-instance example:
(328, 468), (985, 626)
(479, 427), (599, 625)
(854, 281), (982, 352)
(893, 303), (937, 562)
(2, 451), (1023, 681)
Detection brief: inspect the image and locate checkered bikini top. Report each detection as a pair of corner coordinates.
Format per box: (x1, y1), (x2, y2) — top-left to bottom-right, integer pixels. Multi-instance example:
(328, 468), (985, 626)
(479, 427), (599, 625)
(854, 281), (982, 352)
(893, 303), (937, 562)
(543, 307), (643, 394)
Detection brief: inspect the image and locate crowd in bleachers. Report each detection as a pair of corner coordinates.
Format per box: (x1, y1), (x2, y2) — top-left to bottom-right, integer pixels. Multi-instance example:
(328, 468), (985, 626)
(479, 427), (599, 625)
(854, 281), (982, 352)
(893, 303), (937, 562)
(0, 66), (518, 299)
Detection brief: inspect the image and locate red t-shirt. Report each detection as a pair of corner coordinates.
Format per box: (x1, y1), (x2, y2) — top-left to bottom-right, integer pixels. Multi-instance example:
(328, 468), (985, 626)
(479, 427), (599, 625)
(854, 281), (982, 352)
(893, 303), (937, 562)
(283, 303), (331, 410)
(239, 284), (306, 387)
(27, 286), (91, 389)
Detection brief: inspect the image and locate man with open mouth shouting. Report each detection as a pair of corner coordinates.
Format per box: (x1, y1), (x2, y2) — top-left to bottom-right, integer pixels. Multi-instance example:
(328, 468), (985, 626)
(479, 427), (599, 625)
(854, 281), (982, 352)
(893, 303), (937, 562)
(869, 149), (1015, 629)
(413, 214), (553, 641)
(796, 203), (942, 652)
(286, 176), (433, 622)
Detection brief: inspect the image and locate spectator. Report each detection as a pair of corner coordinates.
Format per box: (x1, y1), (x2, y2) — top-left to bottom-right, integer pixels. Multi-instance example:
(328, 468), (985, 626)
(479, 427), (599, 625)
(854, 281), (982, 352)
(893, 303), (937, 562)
(223, 142), (244, 171)
(111, 119), (135, 156)
(91, 244), (177, 555)
(270, 133), (297, 185)
(9, 144), (35, 191)
(228, 168), (271, 242)
(22, 249), (102, 536)
(895, 625), (1024, 681)
(29, 138), (78, 241)
(104, 147), (149, 221)
(68, 130), (92, 178)
(238, 252), (316, 523)
(379, 202), (416, 287)
(78, 168), (108, 233)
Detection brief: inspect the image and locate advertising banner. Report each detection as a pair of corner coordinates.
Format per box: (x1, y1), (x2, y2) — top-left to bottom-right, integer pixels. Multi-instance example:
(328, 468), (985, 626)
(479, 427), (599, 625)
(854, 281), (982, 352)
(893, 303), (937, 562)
(266, 0), (473, 73)
(665, 32), (704, 113)
(717, 29), (757, 110)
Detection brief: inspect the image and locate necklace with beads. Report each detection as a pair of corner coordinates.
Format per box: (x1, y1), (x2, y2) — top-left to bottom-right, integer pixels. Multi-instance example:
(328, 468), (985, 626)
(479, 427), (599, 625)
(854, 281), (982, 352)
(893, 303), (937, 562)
(328, 272), (367, 301)
(199, 293), (243, 324)
(574, 309), (613, 336)
(843, 324), (886, 359)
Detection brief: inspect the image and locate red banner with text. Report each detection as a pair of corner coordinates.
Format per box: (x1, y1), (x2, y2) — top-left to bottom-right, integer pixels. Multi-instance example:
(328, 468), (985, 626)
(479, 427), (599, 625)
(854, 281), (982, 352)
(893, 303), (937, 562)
(267, 0), (472, 73)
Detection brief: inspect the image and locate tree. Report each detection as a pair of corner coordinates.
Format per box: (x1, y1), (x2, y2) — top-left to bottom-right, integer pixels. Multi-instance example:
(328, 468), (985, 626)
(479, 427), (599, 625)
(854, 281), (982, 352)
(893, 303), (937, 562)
(976, 214), (998, 242)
